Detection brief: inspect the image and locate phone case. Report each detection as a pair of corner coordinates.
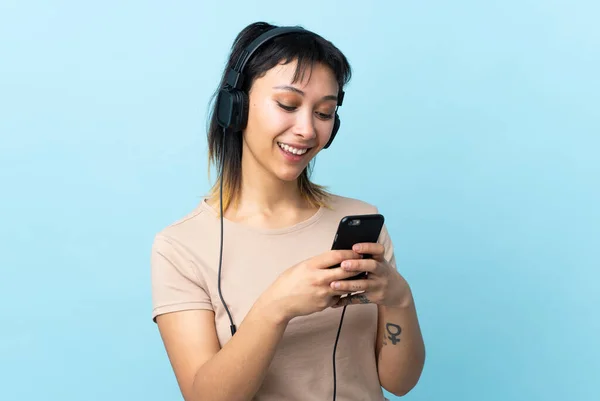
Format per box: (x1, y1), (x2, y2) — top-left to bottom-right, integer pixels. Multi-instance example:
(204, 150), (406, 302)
(330, 213), (385, 280)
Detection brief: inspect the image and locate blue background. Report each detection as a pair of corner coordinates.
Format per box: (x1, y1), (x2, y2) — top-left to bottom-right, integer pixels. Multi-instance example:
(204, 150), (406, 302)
(1, 1), (598, 400)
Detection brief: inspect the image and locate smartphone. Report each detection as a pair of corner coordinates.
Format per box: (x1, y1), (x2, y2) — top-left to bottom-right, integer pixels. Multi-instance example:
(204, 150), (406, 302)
(329, 213), (385, 280)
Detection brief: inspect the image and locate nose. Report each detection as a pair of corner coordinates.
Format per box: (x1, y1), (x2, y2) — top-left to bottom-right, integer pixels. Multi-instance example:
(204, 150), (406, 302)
(291, 109), (317, 140)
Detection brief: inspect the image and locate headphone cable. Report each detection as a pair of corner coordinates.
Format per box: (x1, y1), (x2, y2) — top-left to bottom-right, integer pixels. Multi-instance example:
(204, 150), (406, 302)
(332, 303), (347, 401)
(215, 128), (347, 398)
(216, 127), (237, 336)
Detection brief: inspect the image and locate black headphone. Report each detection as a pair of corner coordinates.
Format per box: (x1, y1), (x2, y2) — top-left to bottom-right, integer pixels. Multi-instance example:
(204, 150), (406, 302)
(215, 26), (344, 149)
(214, 26), (347, 337)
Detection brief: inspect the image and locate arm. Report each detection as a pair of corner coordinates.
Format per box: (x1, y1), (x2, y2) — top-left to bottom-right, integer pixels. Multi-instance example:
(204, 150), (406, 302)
(329, 224), (426, 396)
(156, 301), (288, 401)
(375, 289), (425, 396)
(373, 225), (425, 395)
(152, 234), (363, 401)
(152, 234), (288, 401)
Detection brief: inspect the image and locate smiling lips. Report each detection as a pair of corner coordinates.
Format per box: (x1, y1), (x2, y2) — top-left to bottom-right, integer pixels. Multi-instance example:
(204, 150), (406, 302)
(277, 142), (310, 156)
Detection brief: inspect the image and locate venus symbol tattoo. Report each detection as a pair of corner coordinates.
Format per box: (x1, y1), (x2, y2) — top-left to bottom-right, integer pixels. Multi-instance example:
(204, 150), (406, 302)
(385, 323), (401, 345)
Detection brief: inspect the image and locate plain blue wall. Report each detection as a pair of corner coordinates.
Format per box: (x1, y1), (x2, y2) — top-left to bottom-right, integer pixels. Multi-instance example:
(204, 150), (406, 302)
(1, 1), (598, 400)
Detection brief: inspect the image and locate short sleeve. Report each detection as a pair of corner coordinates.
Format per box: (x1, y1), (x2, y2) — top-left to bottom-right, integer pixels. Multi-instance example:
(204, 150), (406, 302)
(378, 223), (398, 271)
(150, 234), (213, 322)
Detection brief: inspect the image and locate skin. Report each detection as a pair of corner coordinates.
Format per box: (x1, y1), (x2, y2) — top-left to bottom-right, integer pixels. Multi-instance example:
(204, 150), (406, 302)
(156, 59), (425, 401)
(218, 59), (340, 228)
(332, 243), (426, 396)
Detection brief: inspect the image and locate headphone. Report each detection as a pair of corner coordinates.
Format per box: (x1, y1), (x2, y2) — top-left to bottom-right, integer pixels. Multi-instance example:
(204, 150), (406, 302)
(215, 26), (344, 149)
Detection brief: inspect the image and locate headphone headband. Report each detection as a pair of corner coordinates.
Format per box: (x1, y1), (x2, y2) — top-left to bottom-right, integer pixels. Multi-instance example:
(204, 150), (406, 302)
(225, 26), (307, 89)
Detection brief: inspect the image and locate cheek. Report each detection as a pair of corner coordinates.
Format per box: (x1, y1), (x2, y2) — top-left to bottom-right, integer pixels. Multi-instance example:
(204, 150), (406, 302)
(249, 100), (290, 133)
(316, 119), (334, 142)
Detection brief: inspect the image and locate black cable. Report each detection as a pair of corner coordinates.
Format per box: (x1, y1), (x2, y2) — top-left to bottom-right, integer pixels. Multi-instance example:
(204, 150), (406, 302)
(332, 304), (348, 401)
(216, 127), (237, 336)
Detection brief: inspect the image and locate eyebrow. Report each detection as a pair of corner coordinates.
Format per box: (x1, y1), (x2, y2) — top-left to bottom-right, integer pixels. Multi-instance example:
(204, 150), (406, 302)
(273, 85), (338, 102)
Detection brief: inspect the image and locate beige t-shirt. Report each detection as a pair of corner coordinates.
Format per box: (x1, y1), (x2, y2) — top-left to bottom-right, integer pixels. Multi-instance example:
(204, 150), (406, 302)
(151, 194), (396, 401)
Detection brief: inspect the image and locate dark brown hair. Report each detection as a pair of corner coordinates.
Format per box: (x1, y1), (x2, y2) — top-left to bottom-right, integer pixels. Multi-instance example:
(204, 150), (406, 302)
(206, 22), (352, 212)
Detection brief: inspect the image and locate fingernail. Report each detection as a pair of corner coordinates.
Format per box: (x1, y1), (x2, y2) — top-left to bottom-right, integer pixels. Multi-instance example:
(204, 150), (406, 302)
(341, 261), (350, 269)
(332, 281), (340, 289)
(353, 244), (361, 251)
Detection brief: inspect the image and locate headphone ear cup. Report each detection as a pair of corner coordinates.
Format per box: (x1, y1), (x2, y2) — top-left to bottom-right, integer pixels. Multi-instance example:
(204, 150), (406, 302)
(232, 90), (249, 132)
(323, 113), (340, 149)
(216, 88), (250, 132)
(216, 88), (234, 130)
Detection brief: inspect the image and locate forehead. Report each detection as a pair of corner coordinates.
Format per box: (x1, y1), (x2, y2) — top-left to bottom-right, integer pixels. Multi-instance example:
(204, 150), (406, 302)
(253, 60), (339, 94)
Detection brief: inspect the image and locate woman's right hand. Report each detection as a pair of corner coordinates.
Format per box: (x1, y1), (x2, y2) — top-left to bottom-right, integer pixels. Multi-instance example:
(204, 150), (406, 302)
(253, 249), (363, 325)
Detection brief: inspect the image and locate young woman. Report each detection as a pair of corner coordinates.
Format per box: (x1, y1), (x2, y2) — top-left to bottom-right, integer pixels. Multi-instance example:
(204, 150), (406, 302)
(151, 22), (425, 401)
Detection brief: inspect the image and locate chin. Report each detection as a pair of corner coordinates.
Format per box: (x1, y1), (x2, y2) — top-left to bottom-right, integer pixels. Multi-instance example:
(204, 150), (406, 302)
(270, 144), (318, 182)
(275, 168), (305, 182)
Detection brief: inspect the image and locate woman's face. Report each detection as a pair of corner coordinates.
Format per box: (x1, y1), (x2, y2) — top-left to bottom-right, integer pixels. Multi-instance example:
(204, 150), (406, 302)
(241, 59), (340, 183)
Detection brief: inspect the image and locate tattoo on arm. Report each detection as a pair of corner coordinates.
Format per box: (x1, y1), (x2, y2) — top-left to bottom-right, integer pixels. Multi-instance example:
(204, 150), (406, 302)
(357, 294), (370, 304)
(385, 322), (402, 345)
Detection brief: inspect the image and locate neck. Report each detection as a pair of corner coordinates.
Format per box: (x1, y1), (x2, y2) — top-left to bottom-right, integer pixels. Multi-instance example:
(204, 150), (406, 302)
(207, 153), (319, 229)
(235, 161), (307, 217)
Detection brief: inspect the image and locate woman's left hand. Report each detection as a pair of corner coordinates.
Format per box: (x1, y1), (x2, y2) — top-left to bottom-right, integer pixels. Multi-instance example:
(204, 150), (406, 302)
(330, 242), (412, 308)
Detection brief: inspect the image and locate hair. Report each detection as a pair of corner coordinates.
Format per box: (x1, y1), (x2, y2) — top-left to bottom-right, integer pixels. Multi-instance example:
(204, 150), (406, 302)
(205, 21), (352, 212)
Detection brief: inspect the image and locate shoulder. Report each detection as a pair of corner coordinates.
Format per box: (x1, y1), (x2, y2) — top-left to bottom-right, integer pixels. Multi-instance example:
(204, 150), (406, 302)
(150, 201), (218, 320)
(151, 199), (218, 256)
(324, 193), (381, 215)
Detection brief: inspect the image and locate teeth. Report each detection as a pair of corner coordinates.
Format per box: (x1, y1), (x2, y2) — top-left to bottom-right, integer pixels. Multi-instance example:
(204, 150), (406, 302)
(278, 142), (308, 155)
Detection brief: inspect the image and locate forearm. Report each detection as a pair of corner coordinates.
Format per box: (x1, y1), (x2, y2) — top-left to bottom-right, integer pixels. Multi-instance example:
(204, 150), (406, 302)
(192, 304), (288, 401)
(376, 291), (426, 396)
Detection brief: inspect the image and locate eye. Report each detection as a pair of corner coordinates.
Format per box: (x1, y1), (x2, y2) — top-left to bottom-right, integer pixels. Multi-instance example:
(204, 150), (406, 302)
(277, 101), (333, 120)
(316, 112), (334, 120)
(277, 102), (296, 112)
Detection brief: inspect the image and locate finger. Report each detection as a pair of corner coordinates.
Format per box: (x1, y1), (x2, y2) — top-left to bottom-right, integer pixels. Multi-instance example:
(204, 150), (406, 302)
(331, 292), (373, 307)
(352, 243), (385, 261)
(340, 258), (379, 275)
(329, 287), (358, 297)
(324, 266), (370, 283)
(314, 249), (362, 270)
(329, 278), (373, 293)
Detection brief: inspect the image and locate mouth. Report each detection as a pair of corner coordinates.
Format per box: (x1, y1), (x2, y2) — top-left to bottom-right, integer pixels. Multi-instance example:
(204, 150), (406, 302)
(277, 142), (312, 157)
